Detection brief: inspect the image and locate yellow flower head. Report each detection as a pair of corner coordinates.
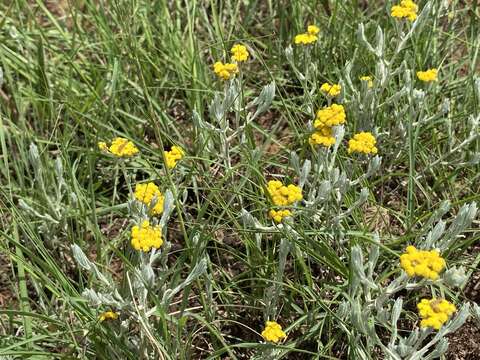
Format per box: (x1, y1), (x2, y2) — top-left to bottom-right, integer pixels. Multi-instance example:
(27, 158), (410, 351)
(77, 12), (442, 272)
(267, 180), (303, 207)
(320, 83), (342, 97)
(269, 209), (292, 223)
(417, 298), (456, 330)
(348, 132), (378, 155)
(314, 104), (346, 128)
(417, 68), (438, 82)
(307, 25), (320, 35)
(231, 44), (249, 62)
(309, 126), (335, 147)
(98, 141), (108, 152)
(105, 137), (139, 157)
(131, 220), (163, 252)
(164, 145), (185, 169)
(360, 75), (374, 88)
(261, 321), (287, 343)
(294, 24), (319, 45)
(400, 245), (446, 280)
(391, 0), (418, 22)
(213, 61), (238, 80)
(99, 311), (119, 322)
(134, 182), (165, 215)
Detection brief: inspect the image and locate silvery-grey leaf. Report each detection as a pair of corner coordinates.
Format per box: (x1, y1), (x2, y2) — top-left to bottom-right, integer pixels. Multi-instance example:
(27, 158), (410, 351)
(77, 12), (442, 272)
(159, 190), (175, 228)
(162, 258), (207, 305)
(299, 160), (311, 187)
(357, 23), (376, 55)
(71, 244), (110, 285)
(249, 82), (275, 120)
(375, 25), (384, 57)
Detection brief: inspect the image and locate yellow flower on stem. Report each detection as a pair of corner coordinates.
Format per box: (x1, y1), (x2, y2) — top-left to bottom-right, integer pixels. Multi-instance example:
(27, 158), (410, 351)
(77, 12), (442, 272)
(269, 209), (292, 223)
(320, 83), (341, 97)
(417, 68), (438, 82)
(417, 298), (456, 330)
(348, 132), (378, 155)
(314, 104), (346, 128)
(213, 61), (238, 80)
(131, 220), (163, 252)
(99, 137), (139, 157)
(309, 125), (335, 147)
(98, 141), (108, 152)
(261, 321), (287, 343)
(360, 75), (374, 88)
(99, 311), (119, 322)
(231, 44), (249, 62)
(294, 24), (319, 45)
(307, 25), (320, 35)
(267, 180), (303, 206)
(164, 145), (185, 169)
(399, 245), (446, 280)
(391, 0), (418, 22)
(134, 182), (165, 215)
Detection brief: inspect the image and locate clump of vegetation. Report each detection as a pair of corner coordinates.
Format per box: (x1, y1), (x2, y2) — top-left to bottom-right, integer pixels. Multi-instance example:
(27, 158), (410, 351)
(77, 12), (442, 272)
(0, 1), (479, 359)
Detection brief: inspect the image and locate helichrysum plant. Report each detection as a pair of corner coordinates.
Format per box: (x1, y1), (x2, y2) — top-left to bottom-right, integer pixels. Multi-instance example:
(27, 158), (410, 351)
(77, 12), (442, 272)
(6, 0), (480, 359)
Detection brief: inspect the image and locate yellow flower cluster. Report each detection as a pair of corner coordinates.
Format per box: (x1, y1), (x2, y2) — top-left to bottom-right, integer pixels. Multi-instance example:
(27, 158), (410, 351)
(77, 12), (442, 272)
(261, 321), (287, 343)
(131, 220), (163, 252)
(400, 245), (446, 280)
(99, 311), (119, 322)
(417, 68), (438, 82)
(417, 298), (456, 330)
(294, 25), (320, 45)
(360, 75), (374, 88)
(98, 137), (139, 157)
(98, 142), (108, 151)
(231, 44), (249, 62)
(320, 83), (341, 97)
(348, 132), (378, 155)
(391, 0), (418, 22)
(134, 182), (165, 215)
(164, 145), (185, 169)
(309, 125), (336, 147)
(269, 209), (292, 223)
(214, 44), (249, 80)
(310, 104), (345, 148)
(266, 180), (302, 223)
(213, 61), (238, 80)
(267, 180), (303, 206)
(314, 104), (346, 128)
